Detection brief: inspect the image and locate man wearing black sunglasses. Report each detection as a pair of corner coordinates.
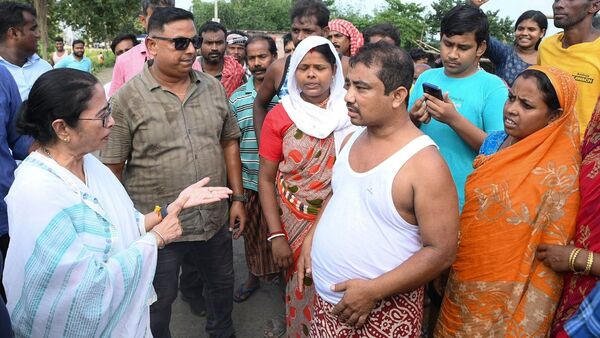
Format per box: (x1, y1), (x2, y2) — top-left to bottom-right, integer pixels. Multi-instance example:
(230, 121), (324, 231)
(101, 7), (246, 338)
(107, 0), (202, 98)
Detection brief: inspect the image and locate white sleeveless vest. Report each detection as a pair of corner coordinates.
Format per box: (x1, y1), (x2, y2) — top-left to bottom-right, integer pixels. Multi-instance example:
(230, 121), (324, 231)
(311, 129), (438, 304)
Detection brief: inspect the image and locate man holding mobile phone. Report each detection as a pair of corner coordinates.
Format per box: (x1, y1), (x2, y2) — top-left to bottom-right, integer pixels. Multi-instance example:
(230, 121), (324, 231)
(408, 4), (507, 210)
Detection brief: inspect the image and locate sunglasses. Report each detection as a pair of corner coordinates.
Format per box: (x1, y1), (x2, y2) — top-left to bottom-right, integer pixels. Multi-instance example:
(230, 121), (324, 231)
(151, 35), (202, 50)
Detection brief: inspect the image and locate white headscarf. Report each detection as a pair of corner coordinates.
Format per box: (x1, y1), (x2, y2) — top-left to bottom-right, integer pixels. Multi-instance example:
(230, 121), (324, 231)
(281, 36), (354, 153)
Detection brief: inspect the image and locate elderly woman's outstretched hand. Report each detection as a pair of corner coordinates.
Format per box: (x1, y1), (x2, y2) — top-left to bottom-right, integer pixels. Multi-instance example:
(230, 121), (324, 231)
(168, 177), (232, 213)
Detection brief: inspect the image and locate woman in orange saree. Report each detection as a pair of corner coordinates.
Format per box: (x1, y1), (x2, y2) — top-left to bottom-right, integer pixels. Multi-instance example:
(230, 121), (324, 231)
(435, 65), (581, 337)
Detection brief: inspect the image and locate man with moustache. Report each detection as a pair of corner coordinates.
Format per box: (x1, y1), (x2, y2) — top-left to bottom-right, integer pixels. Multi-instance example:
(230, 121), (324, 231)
(302, 42), (458, 336)
(54, 39), (92, 72)
(538, 0), (600, 138)
(0, 2), (52, 101)
(198, 21), (245, 97)
(327, 18), (364, 57)
(229, 34), (280, 303)
(100, 7), (246, 337)
(108, 0), (203, 97)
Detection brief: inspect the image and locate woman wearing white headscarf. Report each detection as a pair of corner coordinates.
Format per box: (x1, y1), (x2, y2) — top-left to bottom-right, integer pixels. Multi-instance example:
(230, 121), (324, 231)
(258, 36), (354, 337)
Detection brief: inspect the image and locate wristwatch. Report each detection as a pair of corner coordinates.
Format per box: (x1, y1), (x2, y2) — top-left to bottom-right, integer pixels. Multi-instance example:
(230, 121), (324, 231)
(231, 194), (247, 203)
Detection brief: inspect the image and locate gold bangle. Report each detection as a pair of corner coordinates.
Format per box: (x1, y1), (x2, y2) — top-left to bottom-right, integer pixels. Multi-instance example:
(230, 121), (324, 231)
(154, 205), (163, 222)
(584, 251), (594, 275)
(151, 229), (166, 249)
(569, 248), (582, 273)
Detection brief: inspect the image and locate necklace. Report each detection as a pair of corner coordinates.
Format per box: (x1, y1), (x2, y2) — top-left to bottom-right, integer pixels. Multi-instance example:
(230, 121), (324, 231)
(317, 96), (329, 108)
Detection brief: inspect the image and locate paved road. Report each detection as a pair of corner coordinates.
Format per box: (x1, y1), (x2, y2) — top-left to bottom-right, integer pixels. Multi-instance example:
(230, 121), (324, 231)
(98, 66), (284, 337)
(171, 238), (284, 337)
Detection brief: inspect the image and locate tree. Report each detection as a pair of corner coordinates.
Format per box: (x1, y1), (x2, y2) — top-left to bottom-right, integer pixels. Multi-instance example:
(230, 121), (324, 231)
(425, 0), (513, 43)
(370, 0), (426, 48)
(192, 0), (292, 31)
(53, 0), (141, 42)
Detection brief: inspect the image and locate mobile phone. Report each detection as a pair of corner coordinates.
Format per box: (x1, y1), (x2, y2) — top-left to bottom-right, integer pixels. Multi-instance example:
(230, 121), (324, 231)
(423, 82), (444, 101)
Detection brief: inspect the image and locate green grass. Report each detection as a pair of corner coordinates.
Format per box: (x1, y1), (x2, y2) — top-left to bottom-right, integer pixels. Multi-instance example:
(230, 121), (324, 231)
(86, 49), (115, 75)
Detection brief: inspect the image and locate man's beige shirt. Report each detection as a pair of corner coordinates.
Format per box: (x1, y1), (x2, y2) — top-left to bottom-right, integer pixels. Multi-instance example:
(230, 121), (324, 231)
(101, 63), (240, 241)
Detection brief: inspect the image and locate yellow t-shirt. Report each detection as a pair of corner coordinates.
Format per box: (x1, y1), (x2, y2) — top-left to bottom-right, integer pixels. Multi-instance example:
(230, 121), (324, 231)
(539, 33), (600, 138)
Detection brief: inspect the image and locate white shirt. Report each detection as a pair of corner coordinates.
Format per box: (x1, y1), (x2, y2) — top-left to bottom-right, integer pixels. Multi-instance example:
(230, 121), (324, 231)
(0, 53), (52, 100)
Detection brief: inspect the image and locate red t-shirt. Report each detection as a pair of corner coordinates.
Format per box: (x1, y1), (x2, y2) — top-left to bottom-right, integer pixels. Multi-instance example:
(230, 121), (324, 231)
(259, 103), (294, 162)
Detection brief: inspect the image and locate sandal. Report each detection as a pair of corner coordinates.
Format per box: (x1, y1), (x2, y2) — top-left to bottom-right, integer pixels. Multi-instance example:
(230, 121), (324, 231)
(233, 283), (260, 303)
(263, 316), (286, 338)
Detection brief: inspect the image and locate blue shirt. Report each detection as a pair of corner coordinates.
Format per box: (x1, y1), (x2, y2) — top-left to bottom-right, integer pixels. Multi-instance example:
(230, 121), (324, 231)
(0, 53), (52, 100)
(229, 76), (278, 191)
(486, 37), (532, 86)
(409, 68), (508, 209)
(54, 54), (93, 73)
(0, 64), (32, 236)
(479, 130), (508, 155)
(566, 282), (600, 338)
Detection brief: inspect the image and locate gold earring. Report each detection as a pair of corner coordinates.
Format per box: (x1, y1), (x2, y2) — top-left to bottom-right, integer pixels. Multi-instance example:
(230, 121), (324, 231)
(63, 136), (70, 143)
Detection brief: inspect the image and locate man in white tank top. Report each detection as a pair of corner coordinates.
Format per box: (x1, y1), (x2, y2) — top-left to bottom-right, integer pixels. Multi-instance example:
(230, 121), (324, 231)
(299, 43), (460, 337)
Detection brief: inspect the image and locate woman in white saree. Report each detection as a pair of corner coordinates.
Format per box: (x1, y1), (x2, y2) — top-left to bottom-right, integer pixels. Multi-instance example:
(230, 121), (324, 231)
(3, 68), (232, 337)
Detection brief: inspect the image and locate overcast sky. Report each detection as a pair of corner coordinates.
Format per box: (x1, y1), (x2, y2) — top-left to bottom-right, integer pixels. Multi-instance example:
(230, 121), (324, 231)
(176, 0), (560, 35)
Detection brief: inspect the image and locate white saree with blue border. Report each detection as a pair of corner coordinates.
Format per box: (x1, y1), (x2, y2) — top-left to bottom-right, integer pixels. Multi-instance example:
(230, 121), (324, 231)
(3, 152), (157, 337)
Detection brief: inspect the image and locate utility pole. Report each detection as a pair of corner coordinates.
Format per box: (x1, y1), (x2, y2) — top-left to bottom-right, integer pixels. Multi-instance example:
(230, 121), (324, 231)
(212, 0), (220, 23)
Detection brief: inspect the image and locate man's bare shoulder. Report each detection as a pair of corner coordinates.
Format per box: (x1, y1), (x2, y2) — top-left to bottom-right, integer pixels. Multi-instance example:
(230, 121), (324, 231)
(405, 145), (450, 181)
(267, 57), (286, 75)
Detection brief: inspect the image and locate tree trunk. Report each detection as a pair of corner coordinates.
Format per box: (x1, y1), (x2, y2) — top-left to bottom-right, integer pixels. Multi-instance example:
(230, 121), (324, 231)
(34, 0), (49, 60)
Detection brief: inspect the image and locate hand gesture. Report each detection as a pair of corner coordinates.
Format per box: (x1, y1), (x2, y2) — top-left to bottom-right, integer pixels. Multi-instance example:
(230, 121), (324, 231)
(537, 244), (576, 273)
(171, 177), (232, 212)
(424, 93), (459, 125)
(271, 237), (293, 269)
(409, 97), (431, 125)
(331, 279), (377, 328)
(297, 234), (313, 292)
(153, 197), (187, 247)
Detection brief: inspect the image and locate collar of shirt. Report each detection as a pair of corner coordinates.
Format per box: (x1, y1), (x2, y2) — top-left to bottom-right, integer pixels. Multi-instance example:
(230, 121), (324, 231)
(0, 53), (41, 69)
(140, 62), (202, 92)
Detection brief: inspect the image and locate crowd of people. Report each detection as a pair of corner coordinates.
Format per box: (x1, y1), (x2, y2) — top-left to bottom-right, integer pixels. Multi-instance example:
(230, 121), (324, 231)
(0, 0), (599, 337)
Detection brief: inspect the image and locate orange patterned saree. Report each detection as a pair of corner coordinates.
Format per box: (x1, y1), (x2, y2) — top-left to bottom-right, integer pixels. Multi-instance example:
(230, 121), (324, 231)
(435, 66), (581, 337)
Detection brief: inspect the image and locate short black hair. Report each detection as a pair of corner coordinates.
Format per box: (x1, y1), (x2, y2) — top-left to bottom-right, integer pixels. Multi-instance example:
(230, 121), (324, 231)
(110, 34), (139, 54)
(72, 39), (85, 48)
(54, 36), (64, 43)
(141, 0), (175, 16)
(283, 32), (293, 46)
(409, 48), (429, 62)
(350, 42), (414, 97)
(290, 0), (330, 28)
(0, 2), (36, 42)
(363, 23), (401, 46)
(17, 69), (100, 145)
(246, 34), (277, 56)
(516, 69), (561, 118)
(515, 10), (547, 49)
(148, 7), (194, 35)
(199, 20), (227, 37)
(441, 5), (489, 47)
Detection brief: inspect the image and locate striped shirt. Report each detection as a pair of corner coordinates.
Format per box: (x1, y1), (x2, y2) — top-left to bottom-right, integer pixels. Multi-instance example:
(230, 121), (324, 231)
(229, 76), (278, 191)
(566, 282), (600, 338)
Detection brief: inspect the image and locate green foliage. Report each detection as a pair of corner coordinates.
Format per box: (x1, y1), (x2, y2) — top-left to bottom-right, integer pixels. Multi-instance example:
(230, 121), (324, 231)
(371, 0), (427, 48)
(87, 49), (115, 75)
(425, 0), (513, 43)
(53, 0), (142, 42)
(192, 0), (292, 31)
